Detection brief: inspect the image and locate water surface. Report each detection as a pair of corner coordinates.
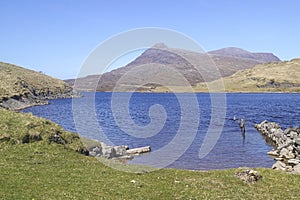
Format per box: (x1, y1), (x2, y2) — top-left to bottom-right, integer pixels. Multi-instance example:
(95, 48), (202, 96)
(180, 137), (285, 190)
(23, 93), (300, 170)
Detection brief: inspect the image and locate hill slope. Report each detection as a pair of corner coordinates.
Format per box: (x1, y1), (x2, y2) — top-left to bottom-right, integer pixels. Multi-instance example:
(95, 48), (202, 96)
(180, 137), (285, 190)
(194, 58), (300, 92)
(67, 45), (280, 92)
(0, 62), (75, 109)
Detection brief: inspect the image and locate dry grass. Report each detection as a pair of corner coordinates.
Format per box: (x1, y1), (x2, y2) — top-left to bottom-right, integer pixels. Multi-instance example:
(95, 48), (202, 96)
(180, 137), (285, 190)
(0, 62), (72, 101)
(150, 59), (300, 93)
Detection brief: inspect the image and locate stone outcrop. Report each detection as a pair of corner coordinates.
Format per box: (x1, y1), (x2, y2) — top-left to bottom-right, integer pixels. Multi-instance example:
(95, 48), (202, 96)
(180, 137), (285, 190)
(89, 142), (151, 160)
(255, 120), (300, 174)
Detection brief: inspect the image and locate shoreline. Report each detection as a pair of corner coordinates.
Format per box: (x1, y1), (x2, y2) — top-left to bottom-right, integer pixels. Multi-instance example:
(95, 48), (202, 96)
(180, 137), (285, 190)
(9, 91), (299, 172)
(75, 90), (300, 94)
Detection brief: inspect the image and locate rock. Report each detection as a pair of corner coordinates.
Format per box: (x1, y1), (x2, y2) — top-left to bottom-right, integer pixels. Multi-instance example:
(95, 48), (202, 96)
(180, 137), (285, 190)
(289, 131), (298, 139)
(285, 165), (293, 172)
(287, 151), (296, 159)
(234, 169), (262, 183)
(287, 159), (300, 165)
(274, 157), (284, 161)
(295, 137), (300, 145)
(272, 161), (286, 171)
(256, 120), (300, 173)
(92, 146), (103, 156)
(127, 146), (151, 155)
(102, 146), (116, 159)
(279, 148), (289, 158)
(89, 151), (97, 157)
(277, 140), (293, 150)
(113, 146), (127, 157)
(88, 142), (149, 159)
(267, 150), (279, 156)
(293, 164), (300, 174)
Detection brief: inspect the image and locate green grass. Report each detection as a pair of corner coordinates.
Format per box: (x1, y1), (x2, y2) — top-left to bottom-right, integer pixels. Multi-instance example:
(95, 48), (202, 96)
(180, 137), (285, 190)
(1, 107), (300, 199)
(0, 108), (87, 153)
(1, 142), (300, 199)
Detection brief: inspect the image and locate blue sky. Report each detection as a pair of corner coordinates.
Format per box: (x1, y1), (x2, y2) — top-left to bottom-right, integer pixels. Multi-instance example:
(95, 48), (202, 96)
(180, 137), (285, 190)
(0, 0), (299, 79)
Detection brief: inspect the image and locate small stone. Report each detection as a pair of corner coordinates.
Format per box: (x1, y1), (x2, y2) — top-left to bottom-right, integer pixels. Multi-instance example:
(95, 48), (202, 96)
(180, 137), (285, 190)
(275, 157), (284, 161)
(287, 159), (300, 165)
(280, 148), (289, 158)
(287, 151), (296, 159)
(92, 146), (102, 155)
(289, 131), (298, 139)
(130, 180), (136, 184)
(267, 150), (279, 156)
(293, 164), (300, 174)
(295, 137), (300, 145)
(89, 151), (97, 157)
(285, 165), (293, 172)
(272, 161), (286, 171)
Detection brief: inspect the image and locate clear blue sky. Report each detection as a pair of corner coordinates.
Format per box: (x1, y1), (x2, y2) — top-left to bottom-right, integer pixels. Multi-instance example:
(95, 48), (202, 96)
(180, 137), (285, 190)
(0, 0), (299, 79)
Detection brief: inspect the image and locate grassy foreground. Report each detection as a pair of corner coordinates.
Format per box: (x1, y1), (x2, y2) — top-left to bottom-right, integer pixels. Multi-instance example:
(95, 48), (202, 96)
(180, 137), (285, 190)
(1, 109), (300, 199)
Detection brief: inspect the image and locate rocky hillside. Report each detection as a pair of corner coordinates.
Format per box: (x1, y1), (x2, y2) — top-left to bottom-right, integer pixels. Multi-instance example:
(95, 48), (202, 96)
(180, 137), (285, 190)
(66, 44), (280, 92)
(0, 62), (75, 109)
(194, 58), (300, 92)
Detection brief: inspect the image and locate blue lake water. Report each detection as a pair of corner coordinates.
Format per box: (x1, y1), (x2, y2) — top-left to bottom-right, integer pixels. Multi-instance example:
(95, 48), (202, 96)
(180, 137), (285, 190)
(22, 93), (300, 170)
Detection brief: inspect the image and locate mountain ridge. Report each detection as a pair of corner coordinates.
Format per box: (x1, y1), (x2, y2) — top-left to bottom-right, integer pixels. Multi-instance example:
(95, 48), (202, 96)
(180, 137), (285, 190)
(208, 47), (280, 63)
(67, 45), (281, 92)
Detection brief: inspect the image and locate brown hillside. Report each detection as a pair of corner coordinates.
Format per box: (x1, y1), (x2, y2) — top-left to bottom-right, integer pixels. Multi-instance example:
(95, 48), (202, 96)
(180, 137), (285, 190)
(67, 44), (280, 92)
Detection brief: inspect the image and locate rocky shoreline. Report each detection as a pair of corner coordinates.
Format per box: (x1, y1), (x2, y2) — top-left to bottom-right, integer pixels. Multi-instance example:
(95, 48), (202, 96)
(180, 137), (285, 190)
(89, 142), (151, 159)
(0, 90), (80, 110)
(89, 141), (151, 160)
(255, 120), (300, 174)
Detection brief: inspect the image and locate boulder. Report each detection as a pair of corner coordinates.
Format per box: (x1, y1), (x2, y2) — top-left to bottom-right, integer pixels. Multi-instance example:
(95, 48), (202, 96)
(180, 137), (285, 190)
(293, 164), (300, 174)
(279, 148), (289, 158)
(102, 146), (116, 159)
(287, 159), (300, 165)
(295, 137), (300, 146)
(272, 161), (286, 171)
(113, 146), (127, 157)
(91, 146), (103, 156)
(267, 150), (279, 157)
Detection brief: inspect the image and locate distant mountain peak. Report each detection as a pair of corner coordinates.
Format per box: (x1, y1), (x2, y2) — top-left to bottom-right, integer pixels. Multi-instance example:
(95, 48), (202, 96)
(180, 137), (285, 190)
(152, 43), (168, 49)
(212, 47), (250, 54)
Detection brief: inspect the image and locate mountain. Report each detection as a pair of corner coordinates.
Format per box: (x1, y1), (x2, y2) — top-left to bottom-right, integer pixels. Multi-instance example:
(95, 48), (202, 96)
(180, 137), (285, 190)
(193, 58), (300, 92)
(0, 62), (76, 109)
(208, 47), (281, 63)
(67, 44), (281, 92)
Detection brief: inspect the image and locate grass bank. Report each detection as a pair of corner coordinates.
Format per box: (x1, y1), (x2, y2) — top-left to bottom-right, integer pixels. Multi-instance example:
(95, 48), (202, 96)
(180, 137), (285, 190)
(1, 142), (300, 199)
(1, 108), (300, 199)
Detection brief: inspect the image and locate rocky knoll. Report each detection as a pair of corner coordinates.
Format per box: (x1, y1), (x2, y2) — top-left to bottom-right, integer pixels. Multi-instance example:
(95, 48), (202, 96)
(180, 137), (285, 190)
(0, 62), (78, 110)
(255, 120), (300, 174)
